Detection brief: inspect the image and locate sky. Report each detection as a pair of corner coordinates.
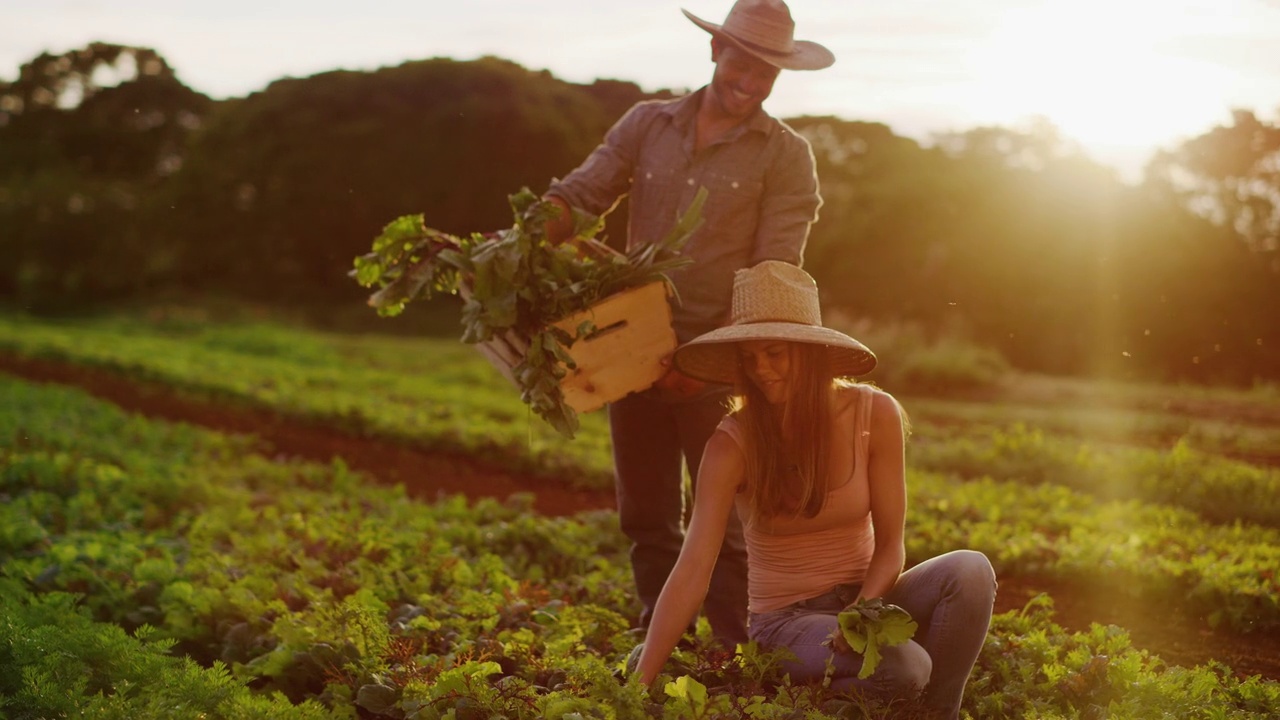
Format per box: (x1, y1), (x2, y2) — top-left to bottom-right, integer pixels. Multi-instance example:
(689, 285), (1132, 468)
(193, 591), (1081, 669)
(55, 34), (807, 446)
(4, 0), (1280, 181)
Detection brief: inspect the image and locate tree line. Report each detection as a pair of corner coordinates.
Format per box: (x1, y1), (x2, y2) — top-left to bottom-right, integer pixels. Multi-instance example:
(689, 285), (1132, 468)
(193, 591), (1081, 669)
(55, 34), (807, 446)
(2, 43), (1277, 385)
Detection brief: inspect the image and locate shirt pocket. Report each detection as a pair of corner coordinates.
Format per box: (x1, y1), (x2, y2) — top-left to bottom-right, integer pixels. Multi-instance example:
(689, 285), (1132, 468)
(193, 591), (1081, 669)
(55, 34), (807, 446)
(632, 164), (681, 209)
(703, 169), (763, 200)
(699, 170), (764, 233)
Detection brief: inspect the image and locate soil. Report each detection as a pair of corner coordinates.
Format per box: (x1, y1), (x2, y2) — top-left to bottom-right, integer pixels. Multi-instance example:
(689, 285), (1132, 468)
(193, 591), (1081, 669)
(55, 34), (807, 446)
(2, 352), (1278, 683)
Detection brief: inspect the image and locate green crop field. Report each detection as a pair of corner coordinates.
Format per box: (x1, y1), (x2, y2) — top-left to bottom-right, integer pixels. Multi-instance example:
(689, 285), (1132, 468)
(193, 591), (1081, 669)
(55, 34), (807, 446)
(3, 309), (1280, 718)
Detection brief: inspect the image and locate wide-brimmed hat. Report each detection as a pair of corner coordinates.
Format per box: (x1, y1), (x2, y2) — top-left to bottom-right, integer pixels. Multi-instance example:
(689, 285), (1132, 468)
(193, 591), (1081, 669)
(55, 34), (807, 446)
(683, 0), (835, 71)
(674, 261), (876, 385)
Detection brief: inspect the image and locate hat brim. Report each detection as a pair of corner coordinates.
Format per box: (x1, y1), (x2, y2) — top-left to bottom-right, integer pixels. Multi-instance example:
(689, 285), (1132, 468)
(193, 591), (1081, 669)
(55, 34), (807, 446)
(673, 322), (876, 385)
(683, 9), (835, 71)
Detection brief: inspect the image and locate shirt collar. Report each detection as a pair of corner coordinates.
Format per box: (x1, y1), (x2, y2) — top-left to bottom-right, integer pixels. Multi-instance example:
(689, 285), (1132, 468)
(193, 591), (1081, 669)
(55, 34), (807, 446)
(663, 86), (774, 138)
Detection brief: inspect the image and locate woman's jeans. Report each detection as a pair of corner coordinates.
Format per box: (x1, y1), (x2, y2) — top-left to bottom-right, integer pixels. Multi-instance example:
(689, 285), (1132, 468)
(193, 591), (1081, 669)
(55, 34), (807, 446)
(749, 550), (997, 719)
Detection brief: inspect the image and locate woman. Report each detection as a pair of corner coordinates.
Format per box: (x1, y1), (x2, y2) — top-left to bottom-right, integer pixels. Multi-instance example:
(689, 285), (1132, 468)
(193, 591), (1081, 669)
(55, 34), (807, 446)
(632, 261), (996, 719)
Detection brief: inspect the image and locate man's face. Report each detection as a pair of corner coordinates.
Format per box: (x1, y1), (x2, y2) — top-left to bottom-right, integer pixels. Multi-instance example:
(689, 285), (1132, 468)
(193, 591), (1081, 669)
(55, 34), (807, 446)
(708, 39), (781, 121)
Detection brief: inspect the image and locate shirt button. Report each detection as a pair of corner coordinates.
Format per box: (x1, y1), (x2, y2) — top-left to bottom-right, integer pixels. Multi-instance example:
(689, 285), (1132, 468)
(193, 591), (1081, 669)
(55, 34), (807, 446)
(686, 178), (694, 186)
(646, 172), (653, 179)
(731, 181), (740, 189)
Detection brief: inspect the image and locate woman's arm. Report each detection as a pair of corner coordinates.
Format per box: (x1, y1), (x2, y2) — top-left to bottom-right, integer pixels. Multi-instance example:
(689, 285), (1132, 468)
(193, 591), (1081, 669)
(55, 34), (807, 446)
(858, 390), (908, 601)
(634, 429), (745, 685)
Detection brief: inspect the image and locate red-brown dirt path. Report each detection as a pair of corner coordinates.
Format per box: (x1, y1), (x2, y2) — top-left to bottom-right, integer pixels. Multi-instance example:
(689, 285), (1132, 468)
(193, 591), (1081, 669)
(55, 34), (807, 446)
(2, 352), (1278, 683)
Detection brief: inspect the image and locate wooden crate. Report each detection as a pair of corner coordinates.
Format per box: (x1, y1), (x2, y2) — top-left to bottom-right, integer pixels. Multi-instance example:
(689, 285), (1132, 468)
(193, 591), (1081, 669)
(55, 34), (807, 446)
(472, 281), (676, 413)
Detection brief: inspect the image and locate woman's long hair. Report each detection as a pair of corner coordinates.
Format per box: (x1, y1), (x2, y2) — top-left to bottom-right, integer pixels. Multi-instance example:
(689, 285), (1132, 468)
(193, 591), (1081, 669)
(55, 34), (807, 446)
(730, 343), (838, 524)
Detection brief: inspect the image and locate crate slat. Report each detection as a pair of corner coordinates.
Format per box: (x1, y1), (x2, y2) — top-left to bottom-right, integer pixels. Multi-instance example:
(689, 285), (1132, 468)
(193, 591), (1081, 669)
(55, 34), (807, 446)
(552, 281), (675, 413)
(472, 280), (675, 415)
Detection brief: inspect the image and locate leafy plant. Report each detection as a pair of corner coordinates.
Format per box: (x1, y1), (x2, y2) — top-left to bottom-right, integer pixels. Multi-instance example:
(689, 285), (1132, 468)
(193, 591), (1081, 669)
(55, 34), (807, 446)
(829, 597), (918, 679)
(351, 187), (705, 437)
(5, 376), (1280, 717)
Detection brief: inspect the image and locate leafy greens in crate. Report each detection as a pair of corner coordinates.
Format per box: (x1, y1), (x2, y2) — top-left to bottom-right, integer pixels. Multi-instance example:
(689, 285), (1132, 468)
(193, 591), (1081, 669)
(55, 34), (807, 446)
(352, 187), (706, 437)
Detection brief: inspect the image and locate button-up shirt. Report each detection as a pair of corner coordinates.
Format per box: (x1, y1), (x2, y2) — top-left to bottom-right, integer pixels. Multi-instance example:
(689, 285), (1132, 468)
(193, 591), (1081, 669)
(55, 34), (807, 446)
(548, 87), (822, 343)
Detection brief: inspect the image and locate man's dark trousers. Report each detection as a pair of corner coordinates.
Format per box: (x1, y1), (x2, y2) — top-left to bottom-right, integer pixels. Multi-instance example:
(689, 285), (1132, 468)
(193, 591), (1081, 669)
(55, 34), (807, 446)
(608, 388), (749, 645)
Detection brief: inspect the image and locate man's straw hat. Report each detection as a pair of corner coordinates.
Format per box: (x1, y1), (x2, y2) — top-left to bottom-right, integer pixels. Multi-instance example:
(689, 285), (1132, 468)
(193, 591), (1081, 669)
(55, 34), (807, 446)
(674, 261), (876, 385)
(683, 0), (835, 71)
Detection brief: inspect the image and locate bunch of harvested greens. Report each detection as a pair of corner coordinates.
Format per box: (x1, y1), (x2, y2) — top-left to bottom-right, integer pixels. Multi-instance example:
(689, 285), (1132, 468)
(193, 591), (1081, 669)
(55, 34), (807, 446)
(827, 598), (918, 679)
(351, 187), (706, 437)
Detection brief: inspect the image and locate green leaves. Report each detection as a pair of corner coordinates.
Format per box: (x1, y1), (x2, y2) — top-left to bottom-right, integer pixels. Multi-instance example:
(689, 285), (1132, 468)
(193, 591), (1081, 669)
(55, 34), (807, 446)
(351, 186), (704, 438)
(831, 597), (918, 679)
(664, 675), (711, 716)
(353, 219), (468, 318)
(8, 362), (1280, 718)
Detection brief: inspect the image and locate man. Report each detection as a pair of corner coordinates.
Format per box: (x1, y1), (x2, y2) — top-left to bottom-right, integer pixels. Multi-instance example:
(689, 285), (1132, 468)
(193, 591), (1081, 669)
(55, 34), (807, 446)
(544, 0), (833, 645)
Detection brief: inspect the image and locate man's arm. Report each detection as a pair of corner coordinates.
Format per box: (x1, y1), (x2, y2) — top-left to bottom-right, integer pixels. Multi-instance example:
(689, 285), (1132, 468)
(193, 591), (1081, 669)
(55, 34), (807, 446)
(544, 103), (648, 242)
(752, 130), (822, 265)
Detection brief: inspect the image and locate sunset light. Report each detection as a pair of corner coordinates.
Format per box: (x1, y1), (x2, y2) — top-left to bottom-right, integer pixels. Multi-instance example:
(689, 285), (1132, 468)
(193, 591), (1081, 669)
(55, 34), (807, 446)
(5, 0), (1279, 181)
(967, 1), (1250, 160)
(3, 0), (1280, 714)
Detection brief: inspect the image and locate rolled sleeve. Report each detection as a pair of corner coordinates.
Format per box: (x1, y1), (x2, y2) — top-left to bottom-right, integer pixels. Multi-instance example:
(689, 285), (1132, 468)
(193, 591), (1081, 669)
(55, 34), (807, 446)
(546, 105), (644, 216)
(752, 131), (821, 267)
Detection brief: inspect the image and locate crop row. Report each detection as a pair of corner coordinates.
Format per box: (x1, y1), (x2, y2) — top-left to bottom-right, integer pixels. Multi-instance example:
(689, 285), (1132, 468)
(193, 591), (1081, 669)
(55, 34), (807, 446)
(5, 313), (1280, 532)
(910, 423), (1280, 528)
(3, 375), (1280, 717)
(3, 314), (1280, 634)
(904, 388), (1280, 466)
(0, 314), (616, 485)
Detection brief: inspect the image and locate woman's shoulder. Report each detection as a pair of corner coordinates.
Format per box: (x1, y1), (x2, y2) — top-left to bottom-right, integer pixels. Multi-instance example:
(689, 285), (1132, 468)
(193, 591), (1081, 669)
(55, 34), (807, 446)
(861, 386), (906, 445)
(834, 381), (893, 408)
(835, 383), (903, 430)
(714, 414), (746, 448)
(702, 418), (749, 494)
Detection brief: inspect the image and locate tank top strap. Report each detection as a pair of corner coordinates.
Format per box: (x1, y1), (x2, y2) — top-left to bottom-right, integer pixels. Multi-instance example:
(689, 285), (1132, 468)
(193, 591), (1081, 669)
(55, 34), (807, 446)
(716, 414), (745, 450)
(854, 384), (875, 459)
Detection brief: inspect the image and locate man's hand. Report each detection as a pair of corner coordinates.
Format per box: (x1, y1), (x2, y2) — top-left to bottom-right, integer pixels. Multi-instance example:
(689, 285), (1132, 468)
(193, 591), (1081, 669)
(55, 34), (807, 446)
(651, 355), (708, 400)
(544, 195), (575, 245)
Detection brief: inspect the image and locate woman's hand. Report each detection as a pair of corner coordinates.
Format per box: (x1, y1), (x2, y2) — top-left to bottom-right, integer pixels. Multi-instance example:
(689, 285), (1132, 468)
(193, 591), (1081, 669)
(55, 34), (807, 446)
(625, 642), (646, 678)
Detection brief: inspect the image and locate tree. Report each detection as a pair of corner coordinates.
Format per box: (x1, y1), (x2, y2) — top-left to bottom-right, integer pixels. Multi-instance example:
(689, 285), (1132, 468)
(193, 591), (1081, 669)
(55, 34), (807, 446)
(793, 116), (1280, 383)
(1147, 109), (1280, 263)
(0, 43), (211, 307)
(158, 57), (658, 302)
(787, 116), (951, 321)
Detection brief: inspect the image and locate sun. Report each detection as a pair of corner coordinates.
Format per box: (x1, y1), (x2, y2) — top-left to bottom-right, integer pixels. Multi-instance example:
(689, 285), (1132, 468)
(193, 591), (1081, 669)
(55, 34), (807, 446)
(966, 0), (1230, 162)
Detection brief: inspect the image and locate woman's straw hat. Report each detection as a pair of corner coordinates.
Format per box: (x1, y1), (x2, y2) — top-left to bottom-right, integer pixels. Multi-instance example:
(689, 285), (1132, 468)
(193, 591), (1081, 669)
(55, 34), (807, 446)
(674, 261), (876, 385)
(683, 0), (835, 71)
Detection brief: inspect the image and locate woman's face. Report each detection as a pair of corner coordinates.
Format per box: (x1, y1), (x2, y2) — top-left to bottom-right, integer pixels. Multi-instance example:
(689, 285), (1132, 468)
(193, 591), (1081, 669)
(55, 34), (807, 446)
(739, 340), (792, 405)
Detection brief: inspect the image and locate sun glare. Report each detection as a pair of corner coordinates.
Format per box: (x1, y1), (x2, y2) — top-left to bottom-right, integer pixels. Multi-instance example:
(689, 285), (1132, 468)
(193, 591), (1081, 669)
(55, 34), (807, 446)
(968, 1), (1230, 159)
